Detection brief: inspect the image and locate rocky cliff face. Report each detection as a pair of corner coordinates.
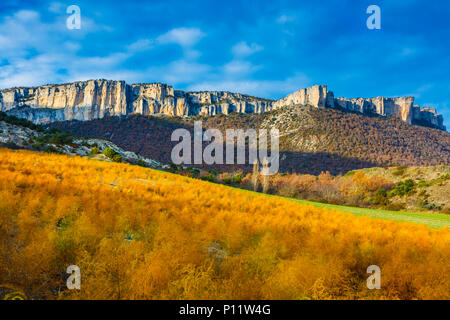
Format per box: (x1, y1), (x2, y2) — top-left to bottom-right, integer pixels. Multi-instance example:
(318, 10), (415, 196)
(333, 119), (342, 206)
(272, 85), (335, 109)
(334, 96), (445, 130)
(0, 79), (445, 130)
(185, 91), (273, 116)
(130, 83), (179, 116)
(0, 80), (129, 123)
(0, 80), (128, 117)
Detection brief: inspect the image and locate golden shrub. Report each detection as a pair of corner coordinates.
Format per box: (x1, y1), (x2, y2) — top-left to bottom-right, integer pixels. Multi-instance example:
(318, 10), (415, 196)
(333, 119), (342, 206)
(0, 148), (448, 300)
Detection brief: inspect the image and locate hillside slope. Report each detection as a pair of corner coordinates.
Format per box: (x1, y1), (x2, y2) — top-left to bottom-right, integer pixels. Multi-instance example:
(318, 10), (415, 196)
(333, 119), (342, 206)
(0, 148), (449, 299)
(50, 105), (450, 175)
(261, 105), (450, 168)
(0, 112), (162, 168)
(355, 165), (450, 212)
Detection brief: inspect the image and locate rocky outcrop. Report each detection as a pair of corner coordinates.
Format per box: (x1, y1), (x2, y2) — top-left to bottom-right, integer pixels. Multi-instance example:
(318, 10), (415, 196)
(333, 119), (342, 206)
(0, 80), (129, 123)
(130, 83), (178, 115)
(185, 91), (273, 116)
(0, 79), (445, 130)
(334, 96), (445, 130)
(334, 96), (416, 122)
(275, 87), (445, 130)
(0, 118), (162, 168)
(412, 106), (445, 129)
(272, 85), (335, 109)
(0, 80), (275, 121)
(0, 80), (128, 117)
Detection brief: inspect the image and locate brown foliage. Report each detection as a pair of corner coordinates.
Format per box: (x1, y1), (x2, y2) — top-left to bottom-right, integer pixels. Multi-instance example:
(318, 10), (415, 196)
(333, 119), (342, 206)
(49, 107), (450, 176)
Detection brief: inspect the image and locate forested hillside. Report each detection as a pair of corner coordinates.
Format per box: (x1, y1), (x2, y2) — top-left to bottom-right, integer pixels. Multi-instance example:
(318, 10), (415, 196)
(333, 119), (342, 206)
(50, 105), (450, 175)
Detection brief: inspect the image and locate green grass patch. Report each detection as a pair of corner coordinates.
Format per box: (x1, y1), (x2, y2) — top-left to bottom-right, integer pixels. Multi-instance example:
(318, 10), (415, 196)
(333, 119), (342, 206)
(131, 166), (450, 230)
(290, 198), (450, 229)
(219, 183), (450, 229)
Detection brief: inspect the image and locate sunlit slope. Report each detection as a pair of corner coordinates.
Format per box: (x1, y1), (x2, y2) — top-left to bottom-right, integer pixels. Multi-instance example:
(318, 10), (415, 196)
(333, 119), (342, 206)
(0, 148), (449, 300)
(232, 187), (450, 229)
(291, 199), (450, 229)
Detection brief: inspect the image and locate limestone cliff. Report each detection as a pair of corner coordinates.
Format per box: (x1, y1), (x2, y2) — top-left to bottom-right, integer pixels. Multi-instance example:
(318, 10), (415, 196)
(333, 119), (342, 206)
(334, 96), (445, 130)
(0, 80), (129, 123)
(185, 91), (273, 116)
(0, 79), (445, 130)
(130, 83), (179, 116)
(272, 85), (335, 109)
(0, 79), (128, 117)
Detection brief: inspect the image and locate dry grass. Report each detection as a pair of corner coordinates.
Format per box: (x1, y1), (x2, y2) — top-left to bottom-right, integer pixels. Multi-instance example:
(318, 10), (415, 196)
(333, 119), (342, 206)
(0, 148), (449, 300)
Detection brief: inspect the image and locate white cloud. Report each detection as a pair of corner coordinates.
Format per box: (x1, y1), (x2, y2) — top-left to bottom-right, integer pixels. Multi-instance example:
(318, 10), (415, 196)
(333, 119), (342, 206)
(77, 53), (131, 68)
(126, 38), (155, 53)
(0, 54), (69, 88)
(14, 10), (40, 21)
(184, 49), (202, 60)
(223, 60), (261, 75)
(232, 41), (263, 57)
(157, 27), (205, 47)
(156, 60), (212, 84)
(223, 42), (264, 78)
(277, 14), (295, 24)
(63, 41), (82, 52)
(0, 8), (308, 101)
(0, 8), (210, 89)
(48, 2), (65, 14)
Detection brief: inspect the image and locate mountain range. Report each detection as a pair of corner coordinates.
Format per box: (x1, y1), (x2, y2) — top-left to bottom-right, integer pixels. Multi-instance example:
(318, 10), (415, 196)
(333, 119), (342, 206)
(0, 79), (446, 130)
(1, 79), (448, 175)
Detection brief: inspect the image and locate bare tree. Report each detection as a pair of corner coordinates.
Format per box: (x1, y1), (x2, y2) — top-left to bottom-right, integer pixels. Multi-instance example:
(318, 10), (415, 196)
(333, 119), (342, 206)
(252, 158), (259, 192)
(262, 157), (269, 194)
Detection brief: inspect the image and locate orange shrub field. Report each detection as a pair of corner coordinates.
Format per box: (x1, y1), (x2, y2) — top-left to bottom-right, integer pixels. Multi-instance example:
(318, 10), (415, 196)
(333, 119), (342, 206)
(239, 170), (395, 207)
(0, 148), (448, 300)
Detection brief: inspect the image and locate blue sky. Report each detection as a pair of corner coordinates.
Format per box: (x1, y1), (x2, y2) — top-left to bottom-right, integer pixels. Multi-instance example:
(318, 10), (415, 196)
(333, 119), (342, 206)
(0, 0), (449, 128)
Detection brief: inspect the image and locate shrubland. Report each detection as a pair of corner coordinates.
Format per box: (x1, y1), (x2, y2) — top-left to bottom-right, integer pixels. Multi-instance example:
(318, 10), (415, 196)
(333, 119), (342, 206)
(0, 148), (448, 300)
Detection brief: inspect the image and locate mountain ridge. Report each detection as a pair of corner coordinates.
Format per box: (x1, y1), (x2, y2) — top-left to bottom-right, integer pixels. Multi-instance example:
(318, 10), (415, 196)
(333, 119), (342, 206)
(0, 79), (445, 130)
